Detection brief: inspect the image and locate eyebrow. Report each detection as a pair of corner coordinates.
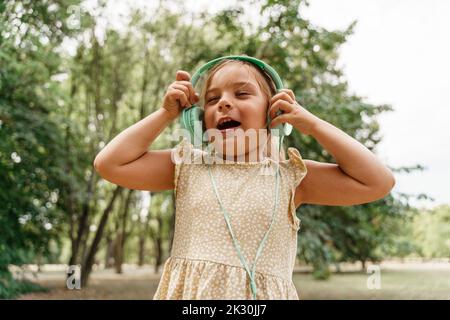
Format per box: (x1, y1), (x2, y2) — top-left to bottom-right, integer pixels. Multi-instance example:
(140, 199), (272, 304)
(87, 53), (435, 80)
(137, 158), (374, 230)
(206, 81), (257, 96)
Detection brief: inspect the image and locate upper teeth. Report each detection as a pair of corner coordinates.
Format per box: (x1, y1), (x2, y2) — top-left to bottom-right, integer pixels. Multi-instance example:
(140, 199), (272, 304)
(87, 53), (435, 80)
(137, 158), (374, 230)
(219, 118), (233, 125)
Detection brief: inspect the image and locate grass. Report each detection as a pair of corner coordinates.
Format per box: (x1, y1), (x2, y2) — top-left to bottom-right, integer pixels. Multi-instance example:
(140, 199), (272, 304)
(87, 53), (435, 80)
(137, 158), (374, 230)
(294, 269), (450, 300)
(16, 262), (450, 300)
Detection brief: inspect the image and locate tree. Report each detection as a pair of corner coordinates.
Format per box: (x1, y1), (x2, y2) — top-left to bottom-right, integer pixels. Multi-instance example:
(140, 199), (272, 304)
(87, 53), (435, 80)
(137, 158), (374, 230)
(413, 205), (450, 259)
(0, 0), (84, 298)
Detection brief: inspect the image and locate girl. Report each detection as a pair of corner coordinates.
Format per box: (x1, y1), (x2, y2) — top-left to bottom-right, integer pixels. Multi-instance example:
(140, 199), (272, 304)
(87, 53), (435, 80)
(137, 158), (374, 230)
(93, 57), (395, 300)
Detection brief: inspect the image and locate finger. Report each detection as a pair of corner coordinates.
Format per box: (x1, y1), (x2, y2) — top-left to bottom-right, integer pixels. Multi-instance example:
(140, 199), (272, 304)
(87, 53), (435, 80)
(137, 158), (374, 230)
(176, 70), (191, 82)
(269, 100), (295, 120)
(269, 114), (290, 129)
(271, 91), (294, 105)
(171, 88), (190, 108)
(175, 80), (199, 105)
(172, 84), (191, 104)
(279, 89), (296, 102)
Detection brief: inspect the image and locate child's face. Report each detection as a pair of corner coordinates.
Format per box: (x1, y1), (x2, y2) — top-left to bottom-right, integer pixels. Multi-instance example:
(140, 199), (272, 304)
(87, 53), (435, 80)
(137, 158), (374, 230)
(203, 63), (269, 159)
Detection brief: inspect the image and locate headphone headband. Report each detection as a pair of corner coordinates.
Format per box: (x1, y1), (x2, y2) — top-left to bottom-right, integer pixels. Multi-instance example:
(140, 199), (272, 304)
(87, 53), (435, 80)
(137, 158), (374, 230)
(190, 55), (284, 90)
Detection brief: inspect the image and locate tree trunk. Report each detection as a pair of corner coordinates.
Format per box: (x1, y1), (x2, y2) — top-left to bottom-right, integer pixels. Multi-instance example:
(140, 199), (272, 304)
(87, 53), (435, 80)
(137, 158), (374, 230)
(81, 186), (122, 287)
(113, 234), (123, 273)
(104, 233), (115, 269)
(79, 224), (91, 267)
(154, 239), (162, 274)
(114, 189), (133, 274)
(65, 79), (78, 276)
(68, 168), (95, 267)
(138, 236), (146, 267)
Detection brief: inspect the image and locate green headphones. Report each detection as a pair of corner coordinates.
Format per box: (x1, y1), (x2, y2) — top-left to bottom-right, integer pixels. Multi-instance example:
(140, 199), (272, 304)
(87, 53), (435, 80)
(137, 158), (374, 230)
(180, 55), (293, 148)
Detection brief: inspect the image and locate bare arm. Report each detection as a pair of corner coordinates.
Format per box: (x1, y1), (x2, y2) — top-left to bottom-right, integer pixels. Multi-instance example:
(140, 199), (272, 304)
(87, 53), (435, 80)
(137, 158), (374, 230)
(93, 108), (176, 191)
(267, 89), (395, 207)
(295, 117), (396, 207)
(93, 70), (199, 191)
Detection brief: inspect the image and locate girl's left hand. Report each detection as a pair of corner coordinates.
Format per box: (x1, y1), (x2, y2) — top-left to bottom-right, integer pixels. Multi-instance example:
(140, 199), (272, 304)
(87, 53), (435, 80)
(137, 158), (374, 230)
(268, 89), (319, 135)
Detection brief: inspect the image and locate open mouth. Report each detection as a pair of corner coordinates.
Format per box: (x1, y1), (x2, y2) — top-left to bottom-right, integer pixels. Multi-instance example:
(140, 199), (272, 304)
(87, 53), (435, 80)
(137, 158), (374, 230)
(217, 119), (242, 131)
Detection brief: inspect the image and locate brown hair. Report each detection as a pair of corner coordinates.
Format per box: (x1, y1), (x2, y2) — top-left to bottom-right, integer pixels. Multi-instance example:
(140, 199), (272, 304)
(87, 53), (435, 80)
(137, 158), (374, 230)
(197, 56), (286, 161)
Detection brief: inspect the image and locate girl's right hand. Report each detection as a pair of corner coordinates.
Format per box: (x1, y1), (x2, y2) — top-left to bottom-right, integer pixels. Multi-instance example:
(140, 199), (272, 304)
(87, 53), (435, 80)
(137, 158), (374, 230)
(162, 70), (200, 120)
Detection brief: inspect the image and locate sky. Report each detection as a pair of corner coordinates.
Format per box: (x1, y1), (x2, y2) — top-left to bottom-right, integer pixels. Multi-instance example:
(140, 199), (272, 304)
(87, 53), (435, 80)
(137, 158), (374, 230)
(81, 0), (450, 208)
(300, 0), (450, 209)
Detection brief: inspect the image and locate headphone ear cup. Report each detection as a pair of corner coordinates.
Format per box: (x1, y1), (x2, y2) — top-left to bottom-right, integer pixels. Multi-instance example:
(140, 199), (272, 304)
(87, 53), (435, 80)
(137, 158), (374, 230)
(267, 111), (292, 138)
(182, 106), (205, 146)
(283, 122), (293, 136)
(271, 89), (294, 137)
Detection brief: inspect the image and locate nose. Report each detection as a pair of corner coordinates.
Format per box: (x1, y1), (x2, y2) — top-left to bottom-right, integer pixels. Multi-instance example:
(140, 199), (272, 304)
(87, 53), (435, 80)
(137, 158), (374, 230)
(218, 98), (232, 111)
(219, 104), (231, 111)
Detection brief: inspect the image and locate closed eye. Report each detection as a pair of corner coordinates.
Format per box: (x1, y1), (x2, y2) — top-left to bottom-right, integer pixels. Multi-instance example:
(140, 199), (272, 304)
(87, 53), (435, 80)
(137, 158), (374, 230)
(207, 97), (219, 103)
(206, 92), (250, 104)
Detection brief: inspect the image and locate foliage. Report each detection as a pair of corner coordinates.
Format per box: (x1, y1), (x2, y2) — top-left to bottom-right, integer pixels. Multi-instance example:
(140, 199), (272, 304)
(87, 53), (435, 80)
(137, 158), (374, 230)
(0, 0), (83, 298)
(412, 205), (450, 258)
(0, 0), (430, 295)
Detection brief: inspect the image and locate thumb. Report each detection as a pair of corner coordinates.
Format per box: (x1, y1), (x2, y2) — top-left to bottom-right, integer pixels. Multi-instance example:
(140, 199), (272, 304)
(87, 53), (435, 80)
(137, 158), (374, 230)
(269, 114), (289, 129)
(176, 70), (191, 81)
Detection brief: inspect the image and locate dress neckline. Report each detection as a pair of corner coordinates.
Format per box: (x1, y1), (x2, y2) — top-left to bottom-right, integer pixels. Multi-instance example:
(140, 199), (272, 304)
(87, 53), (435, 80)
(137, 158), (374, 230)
(201, 149), (272, 166)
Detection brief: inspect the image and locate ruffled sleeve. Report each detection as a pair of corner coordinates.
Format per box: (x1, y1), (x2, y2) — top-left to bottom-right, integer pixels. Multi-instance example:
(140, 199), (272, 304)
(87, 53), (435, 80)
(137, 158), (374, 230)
(171, 137), (194, 198)
(170, 137), (206, 197)
(286, 147), (308, 188)
(285, 147), (308, 231)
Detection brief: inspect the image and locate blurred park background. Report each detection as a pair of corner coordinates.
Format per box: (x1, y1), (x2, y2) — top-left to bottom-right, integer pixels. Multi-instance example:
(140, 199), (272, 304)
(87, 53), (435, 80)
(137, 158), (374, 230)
(1, 0), (449, 299)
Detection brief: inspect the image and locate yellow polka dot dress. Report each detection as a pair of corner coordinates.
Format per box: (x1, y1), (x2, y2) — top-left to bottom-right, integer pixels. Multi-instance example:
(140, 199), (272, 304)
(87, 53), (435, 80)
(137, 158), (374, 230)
(153, 137), (307, 300)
